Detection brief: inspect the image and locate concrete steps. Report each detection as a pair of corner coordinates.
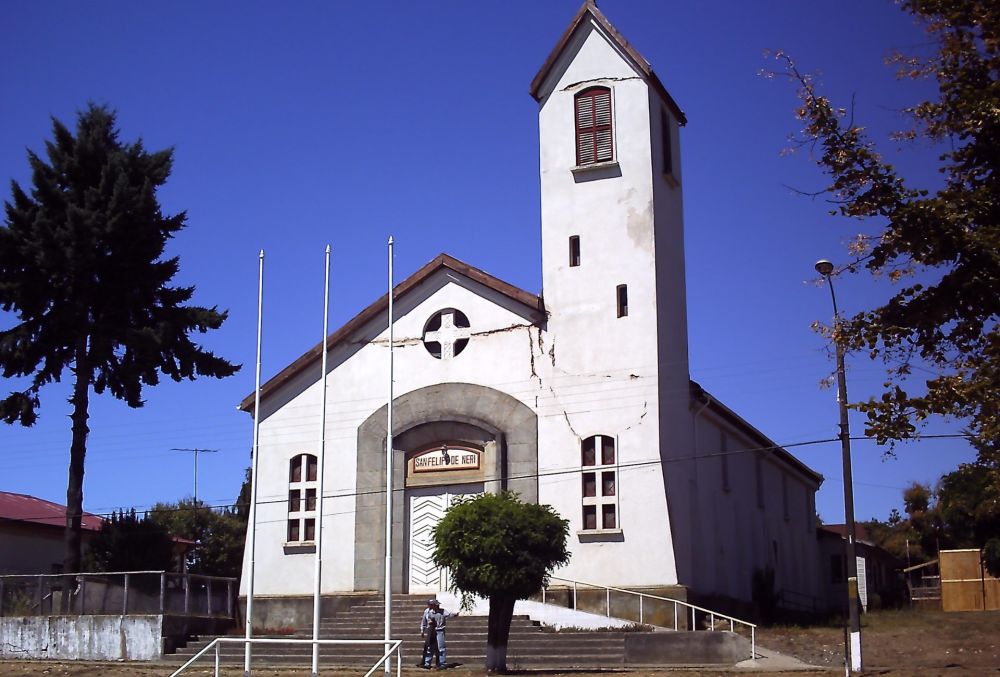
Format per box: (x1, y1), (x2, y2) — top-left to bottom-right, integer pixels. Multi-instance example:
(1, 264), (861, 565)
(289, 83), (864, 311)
(167, 594), (628, 668)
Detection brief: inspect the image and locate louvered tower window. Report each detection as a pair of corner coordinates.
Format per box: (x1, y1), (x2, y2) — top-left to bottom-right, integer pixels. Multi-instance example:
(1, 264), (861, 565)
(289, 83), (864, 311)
(575, 87), (613, 166)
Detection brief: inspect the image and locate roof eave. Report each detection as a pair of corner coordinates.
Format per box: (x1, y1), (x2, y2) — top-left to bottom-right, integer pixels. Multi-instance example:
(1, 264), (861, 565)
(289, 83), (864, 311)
(239, 254), (545, 414)
(528, 0), (687, 125)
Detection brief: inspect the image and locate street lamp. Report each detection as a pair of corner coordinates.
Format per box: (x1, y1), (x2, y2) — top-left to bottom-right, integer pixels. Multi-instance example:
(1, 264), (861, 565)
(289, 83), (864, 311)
(814, 259), (863, 673)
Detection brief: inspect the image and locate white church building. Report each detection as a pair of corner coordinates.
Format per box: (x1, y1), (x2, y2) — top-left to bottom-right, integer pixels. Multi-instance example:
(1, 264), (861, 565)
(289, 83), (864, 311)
(240, 1), (823, 625)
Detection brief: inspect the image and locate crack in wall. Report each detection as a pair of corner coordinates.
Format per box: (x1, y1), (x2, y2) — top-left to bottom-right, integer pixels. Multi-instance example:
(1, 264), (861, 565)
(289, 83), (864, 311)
(528, 326), (538, 381)
(363, 321), (537, 347)
(562, 76), (642, 91)
(624, 401), (649, 431)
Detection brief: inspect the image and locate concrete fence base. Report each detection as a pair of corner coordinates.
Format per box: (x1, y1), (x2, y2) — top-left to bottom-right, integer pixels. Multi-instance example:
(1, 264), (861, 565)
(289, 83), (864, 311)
(0, 615), (162, 660)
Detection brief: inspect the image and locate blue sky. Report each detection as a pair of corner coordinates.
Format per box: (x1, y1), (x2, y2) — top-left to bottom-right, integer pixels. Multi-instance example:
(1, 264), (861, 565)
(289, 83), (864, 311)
(0, 1), (973, 525)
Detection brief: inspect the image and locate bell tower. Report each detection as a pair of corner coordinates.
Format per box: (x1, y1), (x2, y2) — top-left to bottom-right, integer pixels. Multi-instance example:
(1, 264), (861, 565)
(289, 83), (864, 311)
(531, 1), (689, 397)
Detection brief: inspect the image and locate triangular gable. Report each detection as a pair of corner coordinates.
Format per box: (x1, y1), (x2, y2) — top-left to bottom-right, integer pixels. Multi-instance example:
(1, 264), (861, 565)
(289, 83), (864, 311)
(239, 253), (545, 413)
(529, 0), (686, 125)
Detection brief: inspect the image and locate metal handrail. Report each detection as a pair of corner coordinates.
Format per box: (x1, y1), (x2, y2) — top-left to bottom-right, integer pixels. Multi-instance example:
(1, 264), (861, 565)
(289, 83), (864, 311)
(542, 575), (755, 661)
(169, 637), (403, 677)
(0, 571), (235, 619)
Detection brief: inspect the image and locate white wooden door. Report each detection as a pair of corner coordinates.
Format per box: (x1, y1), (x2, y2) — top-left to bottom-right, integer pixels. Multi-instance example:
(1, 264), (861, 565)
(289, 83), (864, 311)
(408, 491), (478, 594)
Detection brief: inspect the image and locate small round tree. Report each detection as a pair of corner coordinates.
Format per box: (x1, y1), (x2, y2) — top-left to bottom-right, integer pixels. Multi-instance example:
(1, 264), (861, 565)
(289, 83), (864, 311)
(433, 492), (569, 673)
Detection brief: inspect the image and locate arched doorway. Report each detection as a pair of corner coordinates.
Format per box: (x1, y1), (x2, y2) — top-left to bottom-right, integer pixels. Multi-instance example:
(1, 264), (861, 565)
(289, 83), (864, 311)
(353, 382), (538, 593)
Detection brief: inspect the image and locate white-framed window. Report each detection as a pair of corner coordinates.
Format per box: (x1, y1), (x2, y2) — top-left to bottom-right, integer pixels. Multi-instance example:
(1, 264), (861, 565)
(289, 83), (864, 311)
(581, 434), (618, 530)
(287, 453), (318, 542)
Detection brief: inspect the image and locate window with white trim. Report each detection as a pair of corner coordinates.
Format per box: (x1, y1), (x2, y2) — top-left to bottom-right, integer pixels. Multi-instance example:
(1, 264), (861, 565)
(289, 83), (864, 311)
(288, 453), (317, 542)
(575, 87), (613, 166)
(581, 435), (618, 530)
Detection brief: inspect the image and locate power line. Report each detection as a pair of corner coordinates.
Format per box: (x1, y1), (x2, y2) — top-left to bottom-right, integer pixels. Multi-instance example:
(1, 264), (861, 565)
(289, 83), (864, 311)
(8, 432), (977, 527)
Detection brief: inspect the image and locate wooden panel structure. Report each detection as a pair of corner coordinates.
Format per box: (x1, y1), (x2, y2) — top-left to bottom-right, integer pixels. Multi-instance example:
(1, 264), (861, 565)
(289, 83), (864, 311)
(940, 549), (1000, 612)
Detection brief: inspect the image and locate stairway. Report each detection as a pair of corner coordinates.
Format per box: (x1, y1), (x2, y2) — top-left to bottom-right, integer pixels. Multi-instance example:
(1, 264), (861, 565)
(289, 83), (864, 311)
(168, 594), (628, 669)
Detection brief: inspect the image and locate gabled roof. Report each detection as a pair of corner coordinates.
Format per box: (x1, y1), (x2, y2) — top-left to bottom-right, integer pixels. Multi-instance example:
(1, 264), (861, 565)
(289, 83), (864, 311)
(0, 491), (104, 531)
(239, 253), (545, 413)
(530, 0), (687, 125)
(690, 381), (824, 485)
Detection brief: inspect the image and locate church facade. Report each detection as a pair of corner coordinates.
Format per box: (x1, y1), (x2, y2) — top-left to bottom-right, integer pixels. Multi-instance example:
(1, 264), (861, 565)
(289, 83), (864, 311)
(240, 2), (823, 623)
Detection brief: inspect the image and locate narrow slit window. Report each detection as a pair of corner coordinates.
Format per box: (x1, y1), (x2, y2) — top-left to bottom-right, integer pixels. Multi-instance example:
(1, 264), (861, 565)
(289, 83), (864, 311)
(616, 284), (628, 318)
(569, 235), (581, 267)
(661, 109), (674, 177)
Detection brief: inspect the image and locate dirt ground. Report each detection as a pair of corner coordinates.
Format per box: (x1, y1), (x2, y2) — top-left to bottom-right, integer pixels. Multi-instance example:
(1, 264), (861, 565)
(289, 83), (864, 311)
(1, 609), (998, 676)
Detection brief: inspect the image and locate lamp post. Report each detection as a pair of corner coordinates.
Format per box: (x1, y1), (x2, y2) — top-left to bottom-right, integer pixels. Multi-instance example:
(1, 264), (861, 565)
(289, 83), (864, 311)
(815, 259), (862, 673)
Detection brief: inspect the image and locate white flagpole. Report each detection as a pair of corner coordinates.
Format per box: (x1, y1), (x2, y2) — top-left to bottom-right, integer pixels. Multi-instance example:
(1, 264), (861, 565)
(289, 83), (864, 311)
(384, 236), (394, 674)
(244, 249), (265, 677)
(312, 245), (331, 677)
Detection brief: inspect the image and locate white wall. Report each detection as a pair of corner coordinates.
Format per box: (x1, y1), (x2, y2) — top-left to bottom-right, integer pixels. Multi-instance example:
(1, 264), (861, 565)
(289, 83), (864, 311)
(688, 410), (823, 603)
(534, 17), (684, 587)
(243, 271), (544, 596)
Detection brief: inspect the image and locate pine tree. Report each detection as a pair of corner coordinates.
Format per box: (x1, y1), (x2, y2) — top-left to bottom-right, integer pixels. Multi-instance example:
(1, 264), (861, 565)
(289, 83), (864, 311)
(0, 104), (239, 573)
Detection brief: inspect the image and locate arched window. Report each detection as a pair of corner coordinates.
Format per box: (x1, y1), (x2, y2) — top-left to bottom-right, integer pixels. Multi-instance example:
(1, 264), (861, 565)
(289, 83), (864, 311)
(575, 87), (613, 166)
(287, 453), (317, 542)
(581, 435), (618, 530)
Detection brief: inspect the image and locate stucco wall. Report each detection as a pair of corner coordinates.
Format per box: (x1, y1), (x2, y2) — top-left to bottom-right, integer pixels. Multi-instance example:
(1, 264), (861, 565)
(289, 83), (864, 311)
(0, 615), (162, 660)
(242, 272), (546, 597)
(535, 18), (680, 587)
(688, 409), (823, 603)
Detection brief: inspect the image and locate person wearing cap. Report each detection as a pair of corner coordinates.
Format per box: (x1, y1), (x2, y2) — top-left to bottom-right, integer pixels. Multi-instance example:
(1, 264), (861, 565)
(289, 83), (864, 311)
(420, 598), (457, 668)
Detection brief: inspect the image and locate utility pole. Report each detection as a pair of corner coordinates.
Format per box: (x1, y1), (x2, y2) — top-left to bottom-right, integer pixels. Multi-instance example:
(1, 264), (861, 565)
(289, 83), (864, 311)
(171, 448), (219, 504)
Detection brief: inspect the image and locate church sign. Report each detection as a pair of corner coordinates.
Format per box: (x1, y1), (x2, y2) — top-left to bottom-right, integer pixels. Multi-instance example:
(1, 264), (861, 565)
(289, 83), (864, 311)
(412, 445), (481, 473)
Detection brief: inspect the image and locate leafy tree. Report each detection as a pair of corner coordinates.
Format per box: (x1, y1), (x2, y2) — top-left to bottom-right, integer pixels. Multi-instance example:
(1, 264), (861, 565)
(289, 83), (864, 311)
(773, 0), (1000, 447)
(0, 105), (239, 573)
(433, 492), (569, 673)
(149, 498), (247, 578)
(84, 509), (174, 572)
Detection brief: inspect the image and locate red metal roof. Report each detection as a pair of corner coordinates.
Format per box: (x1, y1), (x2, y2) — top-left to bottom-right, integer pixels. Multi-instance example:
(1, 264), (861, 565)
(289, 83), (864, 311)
(0, 491), (104, 531)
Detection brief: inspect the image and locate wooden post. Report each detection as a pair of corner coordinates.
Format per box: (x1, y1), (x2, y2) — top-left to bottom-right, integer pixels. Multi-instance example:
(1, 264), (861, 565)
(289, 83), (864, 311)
(226, 580), (233, 618)
(36, 576), (43, 615)
(79, 577), (86, 615)
(159, 573), (166, 614)
(183, 575), (190, 615)
(123, 574), (130, 615)
(207, 579), (213, 617)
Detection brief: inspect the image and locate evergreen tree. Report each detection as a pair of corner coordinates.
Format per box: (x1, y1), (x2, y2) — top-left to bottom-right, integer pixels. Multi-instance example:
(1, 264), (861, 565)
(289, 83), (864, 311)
(433, 492), (569, 673)
(149, 498), (247, 578)
(0, 104), (239, 573)
(84, 509), (174, 573)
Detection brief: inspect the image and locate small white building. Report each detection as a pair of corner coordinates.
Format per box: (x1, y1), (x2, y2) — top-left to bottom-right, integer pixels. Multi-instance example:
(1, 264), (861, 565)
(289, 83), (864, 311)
(240, 1), (823, 624)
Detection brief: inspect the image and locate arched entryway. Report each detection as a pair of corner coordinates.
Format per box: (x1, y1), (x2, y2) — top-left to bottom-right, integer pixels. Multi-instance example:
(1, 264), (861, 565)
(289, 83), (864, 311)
(353, 383), (537, 592)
